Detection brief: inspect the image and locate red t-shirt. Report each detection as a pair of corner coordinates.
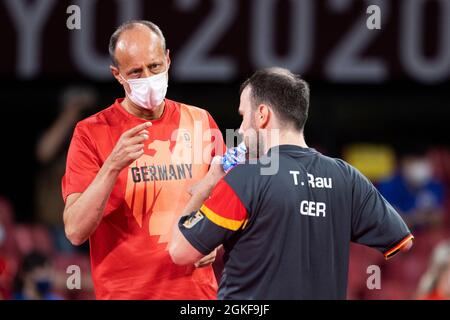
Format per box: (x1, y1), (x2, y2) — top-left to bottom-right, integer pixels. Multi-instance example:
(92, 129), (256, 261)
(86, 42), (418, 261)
(62, 98), (225, 299)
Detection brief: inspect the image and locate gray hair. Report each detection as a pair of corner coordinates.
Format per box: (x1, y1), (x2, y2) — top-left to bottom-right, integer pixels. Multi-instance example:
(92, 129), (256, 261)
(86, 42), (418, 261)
(108, 20), (167, 67)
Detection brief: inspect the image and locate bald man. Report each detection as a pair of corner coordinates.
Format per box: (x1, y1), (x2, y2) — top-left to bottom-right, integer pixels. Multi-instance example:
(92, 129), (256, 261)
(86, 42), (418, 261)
(62, 20), (224, 299)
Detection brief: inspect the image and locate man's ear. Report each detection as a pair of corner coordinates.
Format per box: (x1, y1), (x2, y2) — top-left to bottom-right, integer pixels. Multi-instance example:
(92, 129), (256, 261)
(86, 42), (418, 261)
(256, 104), (270, 129)
(111, 65), (130, 94)
(110, 65), (124, 85)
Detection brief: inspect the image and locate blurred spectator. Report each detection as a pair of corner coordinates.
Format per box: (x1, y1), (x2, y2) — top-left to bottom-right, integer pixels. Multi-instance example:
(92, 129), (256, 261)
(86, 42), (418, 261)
(13, 251), (62, 300)
(0, 197), (19, 299)
(416, 240), (450, 300)
(0, 197), (18, 255)
(35, 87), (97, 252)
(378, 148), (445, 231)
(428, 147), (450, 226)
(0, 258), (6, 299)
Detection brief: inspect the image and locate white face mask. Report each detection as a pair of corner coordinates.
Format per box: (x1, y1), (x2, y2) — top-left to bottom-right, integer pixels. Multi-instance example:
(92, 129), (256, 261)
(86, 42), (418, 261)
(121, 71), (168, 110)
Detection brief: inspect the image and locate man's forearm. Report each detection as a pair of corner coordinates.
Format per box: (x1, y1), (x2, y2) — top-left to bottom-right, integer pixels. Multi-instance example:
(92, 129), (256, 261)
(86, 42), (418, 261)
(172, 163), (223, 248)
(182, 183), (214, 216)
(181, 156), (225, 216)
(170, 180), (216, 265)
(64, 163), (120, 245)
(170, 158), (225, 265)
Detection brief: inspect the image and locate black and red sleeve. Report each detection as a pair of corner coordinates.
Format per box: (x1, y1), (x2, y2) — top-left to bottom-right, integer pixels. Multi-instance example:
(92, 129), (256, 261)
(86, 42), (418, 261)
(178, 177), (248, 255)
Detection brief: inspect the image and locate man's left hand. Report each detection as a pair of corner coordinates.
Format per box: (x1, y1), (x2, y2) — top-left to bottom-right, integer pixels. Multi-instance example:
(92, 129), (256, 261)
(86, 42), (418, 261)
(194, 249), (217, 268)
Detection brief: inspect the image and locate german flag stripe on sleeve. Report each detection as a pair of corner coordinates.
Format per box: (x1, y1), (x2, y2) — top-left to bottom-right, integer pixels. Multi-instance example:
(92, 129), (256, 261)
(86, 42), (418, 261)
(200, 204), (247, 231)
(202, 178), (248, 231)
(384, 234), (414, 259)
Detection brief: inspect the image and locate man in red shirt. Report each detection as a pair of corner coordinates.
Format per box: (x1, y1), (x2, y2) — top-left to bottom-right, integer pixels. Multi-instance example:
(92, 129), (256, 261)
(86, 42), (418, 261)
(62, 20), (224, 299)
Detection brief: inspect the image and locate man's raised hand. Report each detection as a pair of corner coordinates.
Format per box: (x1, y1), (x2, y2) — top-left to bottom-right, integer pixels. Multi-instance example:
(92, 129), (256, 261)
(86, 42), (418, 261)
(105, 122), (152, 172)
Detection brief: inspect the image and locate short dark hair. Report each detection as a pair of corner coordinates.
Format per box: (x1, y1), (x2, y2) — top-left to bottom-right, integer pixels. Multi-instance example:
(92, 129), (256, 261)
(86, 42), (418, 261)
(240, 67), (310, 131)
(109, 20), (166, 67)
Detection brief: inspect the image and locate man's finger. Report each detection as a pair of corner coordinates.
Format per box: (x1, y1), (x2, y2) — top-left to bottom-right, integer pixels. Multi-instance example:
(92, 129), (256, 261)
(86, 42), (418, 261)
(123, 122), (152, 138)
(127, 144), (145, 153)
(128, 149), (145, 160)
(127, 135), (149, 145)
(195, 256), (215, 268)
(194, 249), (217, 268)
(194, 257), (214, 268)
(136, 129), (150, 137)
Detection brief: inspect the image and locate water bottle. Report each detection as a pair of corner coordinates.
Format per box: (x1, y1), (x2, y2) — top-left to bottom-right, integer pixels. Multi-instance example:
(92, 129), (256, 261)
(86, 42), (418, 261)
(222, 142), (247, 173)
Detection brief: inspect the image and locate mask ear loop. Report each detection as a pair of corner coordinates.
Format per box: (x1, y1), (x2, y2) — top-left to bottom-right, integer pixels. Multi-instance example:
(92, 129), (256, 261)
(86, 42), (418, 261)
(119, 74), (131, 100)
(119, 73), (128, 84)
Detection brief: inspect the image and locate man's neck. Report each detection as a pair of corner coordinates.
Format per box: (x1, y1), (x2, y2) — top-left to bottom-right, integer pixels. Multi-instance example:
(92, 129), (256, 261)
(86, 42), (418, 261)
(264, 130), (308, 154)
(121, 97), (165, 120)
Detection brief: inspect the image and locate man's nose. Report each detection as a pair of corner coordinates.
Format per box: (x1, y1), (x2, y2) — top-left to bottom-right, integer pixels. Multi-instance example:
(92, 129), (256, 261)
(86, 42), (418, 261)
(142, 65), (151, 78)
